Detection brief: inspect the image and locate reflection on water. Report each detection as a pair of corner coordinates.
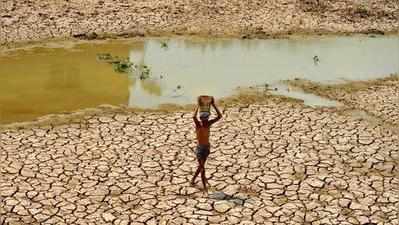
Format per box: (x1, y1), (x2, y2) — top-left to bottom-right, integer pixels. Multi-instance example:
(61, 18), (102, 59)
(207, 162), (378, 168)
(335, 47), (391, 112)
(0, 35), (398, 124)
(0, 43), (131, 124)
(127, 41), (189, 108)
(47, 64), (81, 90)
(124, 35), (398, 108)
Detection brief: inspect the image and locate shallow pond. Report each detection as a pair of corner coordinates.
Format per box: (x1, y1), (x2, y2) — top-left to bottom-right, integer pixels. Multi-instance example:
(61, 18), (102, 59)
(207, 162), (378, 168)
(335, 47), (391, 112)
(0, 35), (398, 124)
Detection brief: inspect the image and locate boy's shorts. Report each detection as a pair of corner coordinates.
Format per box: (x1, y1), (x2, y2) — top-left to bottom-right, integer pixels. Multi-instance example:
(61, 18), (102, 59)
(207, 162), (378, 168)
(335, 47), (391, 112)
(196, 144), (210, 160)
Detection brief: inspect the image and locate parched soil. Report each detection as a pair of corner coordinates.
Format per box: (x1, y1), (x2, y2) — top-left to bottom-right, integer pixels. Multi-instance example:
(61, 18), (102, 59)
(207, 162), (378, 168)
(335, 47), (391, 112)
(1, 101), (399, 225)
(1, 0), (399, 45)
(1, 62), (399, 225)
(1, 1), (399, 224)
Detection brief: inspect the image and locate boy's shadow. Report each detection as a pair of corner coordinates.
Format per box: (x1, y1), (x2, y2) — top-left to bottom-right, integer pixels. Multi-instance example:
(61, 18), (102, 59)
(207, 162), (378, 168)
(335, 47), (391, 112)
(208, 191), (247, 206)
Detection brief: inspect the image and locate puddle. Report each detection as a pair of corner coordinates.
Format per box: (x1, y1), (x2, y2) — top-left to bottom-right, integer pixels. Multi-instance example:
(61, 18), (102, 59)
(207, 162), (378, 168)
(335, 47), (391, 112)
(0, 35), (398, 124)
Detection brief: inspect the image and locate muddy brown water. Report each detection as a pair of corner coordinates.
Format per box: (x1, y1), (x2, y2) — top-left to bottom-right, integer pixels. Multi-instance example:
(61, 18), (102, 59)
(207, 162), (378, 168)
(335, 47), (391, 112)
(0, 35), (398, 124)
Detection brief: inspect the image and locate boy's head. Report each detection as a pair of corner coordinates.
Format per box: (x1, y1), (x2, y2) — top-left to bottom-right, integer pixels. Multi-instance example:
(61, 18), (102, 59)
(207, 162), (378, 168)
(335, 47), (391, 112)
(199, 112), (210, 122)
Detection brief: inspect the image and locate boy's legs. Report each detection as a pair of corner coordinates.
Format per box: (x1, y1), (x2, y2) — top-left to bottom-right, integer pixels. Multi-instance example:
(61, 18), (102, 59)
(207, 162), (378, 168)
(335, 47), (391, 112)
(200, 158), (207, 191)
(191, 159), (203, 185)
(191, 144), (204, 185)
(191, 145), (210, 191)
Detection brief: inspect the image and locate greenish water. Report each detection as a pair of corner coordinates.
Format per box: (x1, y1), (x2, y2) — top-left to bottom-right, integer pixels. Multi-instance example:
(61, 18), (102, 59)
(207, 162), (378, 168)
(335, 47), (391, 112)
(0, 35), (398, 124)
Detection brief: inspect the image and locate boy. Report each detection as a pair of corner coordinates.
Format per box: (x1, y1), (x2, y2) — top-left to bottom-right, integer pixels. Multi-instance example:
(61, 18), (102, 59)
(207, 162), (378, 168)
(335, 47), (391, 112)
(190, 98), (222, 192)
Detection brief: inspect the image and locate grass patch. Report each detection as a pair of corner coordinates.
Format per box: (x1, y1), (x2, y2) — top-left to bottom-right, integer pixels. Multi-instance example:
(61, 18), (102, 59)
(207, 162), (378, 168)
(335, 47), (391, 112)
(96, 53), (152, 78)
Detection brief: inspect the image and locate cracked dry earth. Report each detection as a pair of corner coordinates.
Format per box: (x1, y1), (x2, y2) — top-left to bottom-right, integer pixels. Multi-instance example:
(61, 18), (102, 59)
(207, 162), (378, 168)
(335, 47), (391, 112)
(289, 79), (399, 127)
(1, 0), (399, 44)
(1, 102), (399, 225)
(326, 84), (399, 127)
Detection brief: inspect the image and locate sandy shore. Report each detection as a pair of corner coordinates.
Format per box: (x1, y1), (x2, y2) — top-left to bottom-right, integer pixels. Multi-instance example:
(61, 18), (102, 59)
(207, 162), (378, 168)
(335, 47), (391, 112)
(1, 0), (399, 45)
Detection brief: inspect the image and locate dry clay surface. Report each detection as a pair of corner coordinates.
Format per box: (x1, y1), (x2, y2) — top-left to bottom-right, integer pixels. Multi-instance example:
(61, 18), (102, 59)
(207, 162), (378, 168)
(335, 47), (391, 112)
(1, 0), (399, 44)
(290, 80), (399, 127)
(1, 102), (399, 225)
(331, 84), (399, 126)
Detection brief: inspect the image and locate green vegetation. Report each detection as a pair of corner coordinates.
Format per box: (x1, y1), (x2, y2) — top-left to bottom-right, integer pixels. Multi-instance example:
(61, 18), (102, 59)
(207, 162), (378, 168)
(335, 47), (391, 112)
(138, 65), (151, 80)
(96, 53), (113, 61)
(160, 41), (168, 49)
(112, 59), (134, 73)
(96, 53), (151, 79)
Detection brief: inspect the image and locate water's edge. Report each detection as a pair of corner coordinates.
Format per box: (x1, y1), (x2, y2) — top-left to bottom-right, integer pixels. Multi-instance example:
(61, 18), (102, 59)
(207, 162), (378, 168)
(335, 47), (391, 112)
(1, 35), (398, 124)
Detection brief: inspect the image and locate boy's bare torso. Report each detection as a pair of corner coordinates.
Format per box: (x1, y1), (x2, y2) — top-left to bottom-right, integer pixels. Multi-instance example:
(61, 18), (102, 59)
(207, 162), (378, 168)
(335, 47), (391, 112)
(193, 97), (222, 146)
(196, 123), (211, 145)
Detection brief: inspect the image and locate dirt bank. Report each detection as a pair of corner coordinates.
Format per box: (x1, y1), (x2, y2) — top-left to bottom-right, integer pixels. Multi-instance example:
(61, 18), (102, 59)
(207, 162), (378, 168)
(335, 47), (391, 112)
(286, 74), (399, 126)
(1, 0), (398, 45)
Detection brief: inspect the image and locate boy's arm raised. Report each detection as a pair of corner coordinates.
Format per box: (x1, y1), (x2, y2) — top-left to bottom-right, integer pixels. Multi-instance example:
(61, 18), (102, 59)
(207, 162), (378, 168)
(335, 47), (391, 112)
(193, 105), (200, 126)
(209, 100), (222, 124)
